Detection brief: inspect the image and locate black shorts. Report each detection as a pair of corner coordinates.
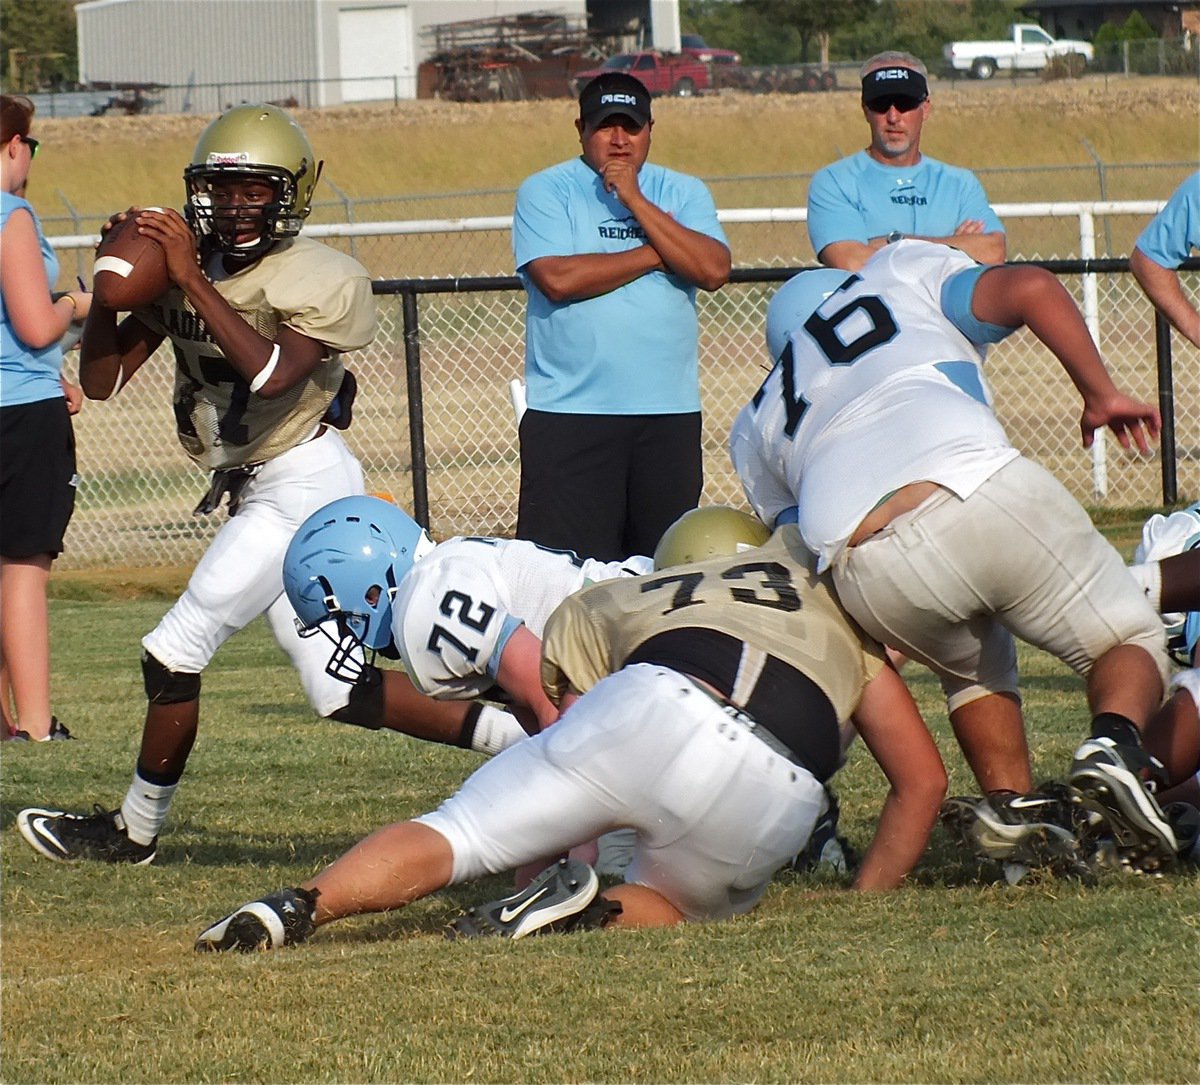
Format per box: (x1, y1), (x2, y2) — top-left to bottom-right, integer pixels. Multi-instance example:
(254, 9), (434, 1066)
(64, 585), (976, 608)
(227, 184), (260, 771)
(516, 410), (702, 562)
(0, 397), (77, 559)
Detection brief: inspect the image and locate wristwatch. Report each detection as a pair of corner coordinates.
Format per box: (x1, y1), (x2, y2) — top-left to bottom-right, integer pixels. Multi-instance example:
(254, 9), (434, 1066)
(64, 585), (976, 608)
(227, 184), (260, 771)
(886, 230), (903, 244)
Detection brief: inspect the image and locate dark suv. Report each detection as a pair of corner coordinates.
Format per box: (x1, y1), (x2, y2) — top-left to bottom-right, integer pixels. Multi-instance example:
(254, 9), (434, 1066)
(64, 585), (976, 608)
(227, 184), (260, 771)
(680, 33), (741, 65)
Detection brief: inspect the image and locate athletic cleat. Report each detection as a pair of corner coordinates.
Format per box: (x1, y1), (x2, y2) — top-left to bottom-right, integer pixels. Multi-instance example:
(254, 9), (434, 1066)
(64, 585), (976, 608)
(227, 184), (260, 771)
(1068, 738), (1177, 867)
(448, 858), (600, 940)
(940, 786), (1089, 873)
(196, 887), (319, 952)
(17, 805), (156, 864)
(10, 717), (74, 742)
(1163, 802), (1200, 865)
(792, 788), (858, 875)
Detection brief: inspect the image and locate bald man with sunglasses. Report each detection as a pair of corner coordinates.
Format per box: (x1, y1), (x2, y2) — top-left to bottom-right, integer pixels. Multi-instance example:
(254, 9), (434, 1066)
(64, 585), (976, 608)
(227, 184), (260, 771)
(807, 52), (1006, 272)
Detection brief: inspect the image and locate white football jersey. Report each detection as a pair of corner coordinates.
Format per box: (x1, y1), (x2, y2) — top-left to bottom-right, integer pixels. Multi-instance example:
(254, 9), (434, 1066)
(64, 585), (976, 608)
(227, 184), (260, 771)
(730, 241), (1019, 570)
(1134, 500), (1200, 660)
(391, 536), (652, 699)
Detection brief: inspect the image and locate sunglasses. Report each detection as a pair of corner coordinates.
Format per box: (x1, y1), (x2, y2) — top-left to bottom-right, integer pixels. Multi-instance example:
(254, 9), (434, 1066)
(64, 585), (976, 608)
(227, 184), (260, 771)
(18, 135), (39, 158)
(865, 96), (925, 115)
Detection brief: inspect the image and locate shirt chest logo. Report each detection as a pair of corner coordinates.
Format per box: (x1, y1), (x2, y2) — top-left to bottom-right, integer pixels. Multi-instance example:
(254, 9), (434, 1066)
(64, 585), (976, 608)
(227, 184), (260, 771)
(597, 215), (646, 241)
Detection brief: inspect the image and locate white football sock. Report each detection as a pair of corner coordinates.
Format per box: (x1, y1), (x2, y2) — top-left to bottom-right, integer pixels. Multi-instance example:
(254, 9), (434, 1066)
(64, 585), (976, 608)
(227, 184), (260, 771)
(1168, 668), (1200, 709)
(120, 772), (178, 845)
(469, 705), (528, 756)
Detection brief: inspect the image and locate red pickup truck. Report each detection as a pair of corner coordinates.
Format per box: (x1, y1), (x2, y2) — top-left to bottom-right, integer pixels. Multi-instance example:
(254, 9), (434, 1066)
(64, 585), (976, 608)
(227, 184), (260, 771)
(572, 51), (710, 97)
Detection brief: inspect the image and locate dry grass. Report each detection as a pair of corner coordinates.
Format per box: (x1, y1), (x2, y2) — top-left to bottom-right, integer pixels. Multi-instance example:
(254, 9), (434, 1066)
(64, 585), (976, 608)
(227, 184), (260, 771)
(32, 76), (1199, 226)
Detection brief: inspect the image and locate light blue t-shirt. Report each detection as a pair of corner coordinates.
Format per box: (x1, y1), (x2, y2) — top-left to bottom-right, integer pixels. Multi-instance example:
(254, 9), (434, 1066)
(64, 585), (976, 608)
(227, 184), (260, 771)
(0, 192), (65, 408)
(806, 151), (1004, 258)
(1135, 171), (1200, 269)
(513, 156), (727, 414)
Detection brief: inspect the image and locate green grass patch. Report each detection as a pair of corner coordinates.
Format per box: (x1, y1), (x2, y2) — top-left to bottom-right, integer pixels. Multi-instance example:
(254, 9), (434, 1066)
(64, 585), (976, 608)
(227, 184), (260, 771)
(1, 598), (1196, 1083)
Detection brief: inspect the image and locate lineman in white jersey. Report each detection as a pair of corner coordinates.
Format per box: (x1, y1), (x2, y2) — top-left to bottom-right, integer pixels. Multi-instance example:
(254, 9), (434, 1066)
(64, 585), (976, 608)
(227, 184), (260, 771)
(1136, 504), (1200, 832)
(282, 495), (652, 736)
(730, 240), (1177, 868)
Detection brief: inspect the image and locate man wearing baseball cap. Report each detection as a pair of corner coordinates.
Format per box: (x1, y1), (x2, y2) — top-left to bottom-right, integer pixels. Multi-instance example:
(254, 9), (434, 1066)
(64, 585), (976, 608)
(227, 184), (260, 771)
(511, 72), (730, 562)
(806, 51), (1005, 272)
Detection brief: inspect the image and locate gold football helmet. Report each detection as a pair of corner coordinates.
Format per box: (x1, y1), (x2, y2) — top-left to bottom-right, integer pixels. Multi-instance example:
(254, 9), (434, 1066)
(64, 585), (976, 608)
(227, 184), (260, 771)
(653, 506), (771, 570)
(183, 103), (321, 258)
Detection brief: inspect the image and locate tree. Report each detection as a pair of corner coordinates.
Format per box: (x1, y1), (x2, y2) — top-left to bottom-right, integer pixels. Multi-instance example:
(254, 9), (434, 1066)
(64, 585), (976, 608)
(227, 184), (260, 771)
(831, 0), (1025, 73)
(741, 0), (875, 64)
(1094, 10), (1166, 74)
(682, 0), (1029, 68)
(1, 0), (78, 88)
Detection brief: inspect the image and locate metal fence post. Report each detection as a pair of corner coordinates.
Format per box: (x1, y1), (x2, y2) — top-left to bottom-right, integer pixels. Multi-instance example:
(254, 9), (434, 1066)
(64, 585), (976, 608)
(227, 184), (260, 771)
(1080, 139), (1113, 255)
(401, 287), (430, 529)
(54, 189), (87, 283)
(1078, 209), (1109, 498)
(1155, 309), (1178, 506)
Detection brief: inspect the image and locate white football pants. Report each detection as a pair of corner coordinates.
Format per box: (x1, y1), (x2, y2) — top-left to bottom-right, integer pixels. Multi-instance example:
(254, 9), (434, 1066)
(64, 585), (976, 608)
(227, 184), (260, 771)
(142, 429), (365, 716)
(417, 663), (827, 921)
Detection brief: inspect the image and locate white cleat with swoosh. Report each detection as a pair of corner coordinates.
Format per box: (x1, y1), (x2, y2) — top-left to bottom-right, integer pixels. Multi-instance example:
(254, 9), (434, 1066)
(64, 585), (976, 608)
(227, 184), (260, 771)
(449, 858), (600, 940)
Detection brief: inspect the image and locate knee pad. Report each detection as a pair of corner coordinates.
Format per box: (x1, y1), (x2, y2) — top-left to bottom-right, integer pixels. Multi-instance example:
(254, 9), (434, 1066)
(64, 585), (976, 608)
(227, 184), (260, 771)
(141, 650), (201, 705)
(327, 664), (384, 730)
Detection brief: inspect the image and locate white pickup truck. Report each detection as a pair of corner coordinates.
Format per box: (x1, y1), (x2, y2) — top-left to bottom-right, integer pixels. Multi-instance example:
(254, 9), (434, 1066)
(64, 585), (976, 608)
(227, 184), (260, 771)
(943, 23), (1094, 80)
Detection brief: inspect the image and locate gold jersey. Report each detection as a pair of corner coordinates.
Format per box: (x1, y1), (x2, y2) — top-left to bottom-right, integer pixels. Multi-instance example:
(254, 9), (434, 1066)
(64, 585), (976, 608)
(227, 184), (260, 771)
(134, 236), (377, 470)
(541, 525), (886, 724)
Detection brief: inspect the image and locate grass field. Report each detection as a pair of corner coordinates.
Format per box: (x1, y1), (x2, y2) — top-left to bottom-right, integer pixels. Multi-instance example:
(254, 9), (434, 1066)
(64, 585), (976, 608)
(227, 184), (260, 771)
(2, 570), (1197, 1084)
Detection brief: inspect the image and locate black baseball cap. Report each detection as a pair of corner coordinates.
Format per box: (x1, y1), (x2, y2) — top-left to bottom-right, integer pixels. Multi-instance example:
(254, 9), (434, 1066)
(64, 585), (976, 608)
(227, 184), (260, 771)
(578, 72), (652, 128)
(861, 66), (928, 105)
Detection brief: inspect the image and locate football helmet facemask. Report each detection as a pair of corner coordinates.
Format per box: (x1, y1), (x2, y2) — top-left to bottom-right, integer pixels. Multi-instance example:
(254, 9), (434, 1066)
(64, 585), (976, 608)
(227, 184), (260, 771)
(653, 505), (771, 570)
(765, 269), (852, 362)
(183, 103), (322, 260)
(283, 496), (435, 683)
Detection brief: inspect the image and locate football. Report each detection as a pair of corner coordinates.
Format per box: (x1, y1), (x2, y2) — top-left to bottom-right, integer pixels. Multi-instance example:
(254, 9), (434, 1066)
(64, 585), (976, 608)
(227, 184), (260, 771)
(92, 211), (170, 310)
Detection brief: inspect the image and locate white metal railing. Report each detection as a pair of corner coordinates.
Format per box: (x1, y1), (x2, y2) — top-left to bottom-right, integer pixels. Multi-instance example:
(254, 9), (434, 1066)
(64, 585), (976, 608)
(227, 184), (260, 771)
(44, 199), (1170, 249)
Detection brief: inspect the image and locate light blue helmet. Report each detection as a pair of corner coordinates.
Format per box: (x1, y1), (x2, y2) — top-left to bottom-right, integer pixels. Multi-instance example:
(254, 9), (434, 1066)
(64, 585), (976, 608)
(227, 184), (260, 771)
(282, 495), (435, 681)
(765, 269), (851, 362)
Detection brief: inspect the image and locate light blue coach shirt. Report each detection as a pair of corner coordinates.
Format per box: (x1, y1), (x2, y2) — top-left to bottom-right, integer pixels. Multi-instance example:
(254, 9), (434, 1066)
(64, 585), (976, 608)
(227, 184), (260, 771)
(807, 151), (1003, 259)
(1135, 171), (1200, 268)
(513, 156), (727, 414)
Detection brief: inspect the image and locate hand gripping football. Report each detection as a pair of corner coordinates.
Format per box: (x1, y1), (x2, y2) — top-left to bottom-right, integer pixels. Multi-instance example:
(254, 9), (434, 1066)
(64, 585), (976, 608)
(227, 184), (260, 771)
(93, 211), (170, 310)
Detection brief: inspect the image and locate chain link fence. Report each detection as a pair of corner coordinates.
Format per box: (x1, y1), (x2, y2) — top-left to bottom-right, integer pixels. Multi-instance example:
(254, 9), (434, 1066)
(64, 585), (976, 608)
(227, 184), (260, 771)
(52, 202), (1198, 570)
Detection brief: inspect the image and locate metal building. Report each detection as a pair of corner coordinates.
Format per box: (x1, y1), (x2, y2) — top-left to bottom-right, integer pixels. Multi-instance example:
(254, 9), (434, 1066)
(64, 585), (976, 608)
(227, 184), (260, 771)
(74, 0), (682, 112)
(75, 0), (593, 111)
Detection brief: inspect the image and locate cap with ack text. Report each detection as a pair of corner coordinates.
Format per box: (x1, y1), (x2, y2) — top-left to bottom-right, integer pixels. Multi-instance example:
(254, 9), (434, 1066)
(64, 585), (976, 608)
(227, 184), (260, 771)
(579, 72), (652, 127)
(861, 66), (928, 104)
